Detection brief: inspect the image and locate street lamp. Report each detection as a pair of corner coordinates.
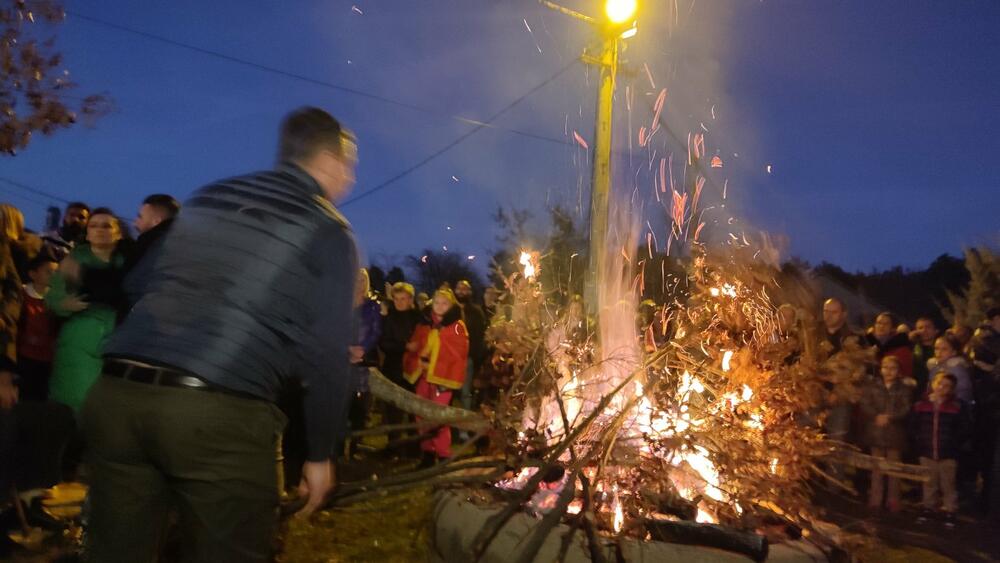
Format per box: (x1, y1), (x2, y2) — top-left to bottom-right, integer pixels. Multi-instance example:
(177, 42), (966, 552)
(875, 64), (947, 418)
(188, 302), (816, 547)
(539, 0), (639, 310)
(604, 0), (638, 26)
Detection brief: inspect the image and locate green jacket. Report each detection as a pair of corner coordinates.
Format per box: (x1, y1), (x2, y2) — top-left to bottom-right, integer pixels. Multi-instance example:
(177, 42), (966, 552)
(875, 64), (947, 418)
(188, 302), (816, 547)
(46, 245), (124, 412)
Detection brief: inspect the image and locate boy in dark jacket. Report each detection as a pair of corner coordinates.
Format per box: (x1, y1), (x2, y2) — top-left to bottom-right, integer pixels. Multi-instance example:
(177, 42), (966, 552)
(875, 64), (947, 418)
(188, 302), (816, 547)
(913, 372), (968, 526)
(379, 282), (422, 388)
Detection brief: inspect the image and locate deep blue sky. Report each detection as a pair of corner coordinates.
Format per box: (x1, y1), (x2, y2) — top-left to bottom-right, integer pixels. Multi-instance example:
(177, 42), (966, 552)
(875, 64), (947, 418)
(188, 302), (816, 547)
(2, 0), (997, 272)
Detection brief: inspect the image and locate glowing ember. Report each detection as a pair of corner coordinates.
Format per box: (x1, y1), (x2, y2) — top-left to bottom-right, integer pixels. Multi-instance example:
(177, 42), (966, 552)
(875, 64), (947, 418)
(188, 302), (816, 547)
(519, 250), (538, 279)
(721, 350), (734, 372)
(611, 490), (625, 533)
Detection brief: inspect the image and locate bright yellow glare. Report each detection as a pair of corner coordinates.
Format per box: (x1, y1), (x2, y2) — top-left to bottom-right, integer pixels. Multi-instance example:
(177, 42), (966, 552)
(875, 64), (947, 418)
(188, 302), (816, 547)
(605, 0), (637, 24)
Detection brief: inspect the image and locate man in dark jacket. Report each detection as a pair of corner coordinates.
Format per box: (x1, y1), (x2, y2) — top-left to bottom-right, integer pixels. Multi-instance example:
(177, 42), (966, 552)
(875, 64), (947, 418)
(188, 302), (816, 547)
(41, 202), (89, 260)
(83, 107), (359, 562)
(455, 280), (486, 410)
(865, 312), (915, 382)
(123, 193), (181, 274)
(377, 282), (422, 447)
(910, 316), (940, 396)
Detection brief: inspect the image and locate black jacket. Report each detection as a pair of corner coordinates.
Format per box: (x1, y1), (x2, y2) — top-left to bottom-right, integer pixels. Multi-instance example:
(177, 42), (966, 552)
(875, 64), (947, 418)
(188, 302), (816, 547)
(105, 163), (358, 461)
(123, 218), (174, 276)
(379, 305), (422, 381)
(912, 397), (969, 460)
(462, 302), (487, 368)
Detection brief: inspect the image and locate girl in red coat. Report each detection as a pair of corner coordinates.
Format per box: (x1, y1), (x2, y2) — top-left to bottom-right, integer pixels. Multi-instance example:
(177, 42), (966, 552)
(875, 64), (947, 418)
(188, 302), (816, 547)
(404, 288), (468, 465)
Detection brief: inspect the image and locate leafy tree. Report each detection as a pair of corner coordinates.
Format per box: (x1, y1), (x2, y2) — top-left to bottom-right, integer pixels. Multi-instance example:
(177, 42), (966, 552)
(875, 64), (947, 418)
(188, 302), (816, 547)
(945, 247), (999, 328)
(1, 0), (110, 154)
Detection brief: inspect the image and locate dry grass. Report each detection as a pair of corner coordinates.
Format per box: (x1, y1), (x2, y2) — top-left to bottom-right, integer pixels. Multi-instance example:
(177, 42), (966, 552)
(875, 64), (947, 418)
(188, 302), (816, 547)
(278, 487), (434, 563)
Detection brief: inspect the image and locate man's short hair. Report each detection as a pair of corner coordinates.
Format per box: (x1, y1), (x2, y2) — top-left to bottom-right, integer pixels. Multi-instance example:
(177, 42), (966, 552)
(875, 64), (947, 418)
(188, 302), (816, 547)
(278, 107), (355, 163)
(66, 201), (90, 213)
(916, 316), (937, 326)
(823, 297), (845, 310)
(142, 194), (181, 219)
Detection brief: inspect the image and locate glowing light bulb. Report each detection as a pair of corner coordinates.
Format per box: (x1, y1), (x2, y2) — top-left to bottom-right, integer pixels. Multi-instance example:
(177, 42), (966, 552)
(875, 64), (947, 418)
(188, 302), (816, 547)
(605, 0), (637, 25)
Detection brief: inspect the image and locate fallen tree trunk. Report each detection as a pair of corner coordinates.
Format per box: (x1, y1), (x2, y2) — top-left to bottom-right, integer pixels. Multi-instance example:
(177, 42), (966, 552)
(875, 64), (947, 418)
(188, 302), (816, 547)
(367, 368), (489, 432)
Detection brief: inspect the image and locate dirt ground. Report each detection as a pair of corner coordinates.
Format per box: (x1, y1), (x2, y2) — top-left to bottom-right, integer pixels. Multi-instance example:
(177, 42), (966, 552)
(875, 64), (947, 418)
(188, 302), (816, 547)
(6, 454), (999, 562)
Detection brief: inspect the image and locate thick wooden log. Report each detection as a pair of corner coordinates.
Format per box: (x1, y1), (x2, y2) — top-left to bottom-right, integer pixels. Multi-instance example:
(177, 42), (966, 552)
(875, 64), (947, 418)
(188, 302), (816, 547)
(837, 450), (930, 482)
(367, 368), (489, 432)
(644, 518), (769, 562)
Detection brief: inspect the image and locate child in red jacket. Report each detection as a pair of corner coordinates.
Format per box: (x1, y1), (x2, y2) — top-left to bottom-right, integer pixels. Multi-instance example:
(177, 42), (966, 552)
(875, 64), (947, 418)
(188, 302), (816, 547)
(404, 288), (469, 465)
(16, 254), (59, 401)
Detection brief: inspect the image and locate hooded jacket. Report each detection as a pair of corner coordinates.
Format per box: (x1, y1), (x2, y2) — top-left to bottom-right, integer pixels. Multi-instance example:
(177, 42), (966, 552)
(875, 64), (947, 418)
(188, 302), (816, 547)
(403, 305), (468, 390)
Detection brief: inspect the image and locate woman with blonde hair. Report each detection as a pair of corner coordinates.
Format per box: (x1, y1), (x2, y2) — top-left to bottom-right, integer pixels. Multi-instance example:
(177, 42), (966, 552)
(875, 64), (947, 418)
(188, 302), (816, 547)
(0, 203), (44, 280)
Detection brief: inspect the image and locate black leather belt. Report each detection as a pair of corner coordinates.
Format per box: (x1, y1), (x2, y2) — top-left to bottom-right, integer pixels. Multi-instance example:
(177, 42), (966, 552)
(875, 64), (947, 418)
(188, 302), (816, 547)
(103, 359), (268, 403)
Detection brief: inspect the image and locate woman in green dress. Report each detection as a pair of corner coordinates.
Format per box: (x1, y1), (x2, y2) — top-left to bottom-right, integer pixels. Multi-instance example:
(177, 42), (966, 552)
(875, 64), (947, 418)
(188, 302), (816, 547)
(47, 208), (125, 412)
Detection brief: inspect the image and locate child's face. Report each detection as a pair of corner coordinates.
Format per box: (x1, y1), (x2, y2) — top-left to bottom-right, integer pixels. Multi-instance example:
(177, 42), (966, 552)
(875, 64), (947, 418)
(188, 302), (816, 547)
(932, 375), (955, 397)
(934, 337), (956, 360)
(28, 262), (57, 289)
(880, 359), (900, 383)
(432, 295), (452, 317)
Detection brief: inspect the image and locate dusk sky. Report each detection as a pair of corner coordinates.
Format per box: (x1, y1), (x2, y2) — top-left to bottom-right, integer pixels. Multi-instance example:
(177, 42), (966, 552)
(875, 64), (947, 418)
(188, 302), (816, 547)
(2, 0), (998, 273)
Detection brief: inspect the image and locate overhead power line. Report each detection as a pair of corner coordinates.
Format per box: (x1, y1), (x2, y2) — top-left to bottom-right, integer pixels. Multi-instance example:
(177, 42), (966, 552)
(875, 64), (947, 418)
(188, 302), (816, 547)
(66, 11), (573, 148)
(340, 58), (580, 208)
(0, 176), (71, 204)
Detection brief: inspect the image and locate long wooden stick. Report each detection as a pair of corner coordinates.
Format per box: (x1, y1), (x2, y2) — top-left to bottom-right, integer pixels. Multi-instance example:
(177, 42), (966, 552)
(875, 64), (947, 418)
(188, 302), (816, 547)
(367, 368), (488, 431)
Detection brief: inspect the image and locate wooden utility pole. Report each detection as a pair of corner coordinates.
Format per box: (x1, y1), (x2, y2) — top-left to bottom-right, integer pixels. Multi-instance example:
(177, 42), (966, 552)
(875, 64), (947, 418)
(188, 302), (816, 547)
(584, 38), (619, 310)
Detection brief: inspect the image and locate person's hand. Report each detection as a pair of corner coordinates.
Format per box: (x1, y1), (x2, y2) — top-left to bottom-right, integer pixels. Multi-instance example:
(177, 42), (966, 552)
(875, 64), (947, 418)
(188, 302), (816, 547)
(406, 341), (419, 352)
(875, 414), (889, 427)
(61, 295), (89, 313)
(58, 255), (81, 284)
(297, 460), (336, 516)
(0, 371), (18, 410)
(349, 346), (364, 364)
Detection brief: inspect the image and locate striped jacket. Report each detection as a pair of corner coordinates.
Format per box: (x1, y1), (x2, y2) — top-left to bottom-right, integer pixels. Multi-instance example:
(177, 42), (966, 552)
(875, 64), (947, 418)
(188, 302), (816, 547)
(104, 163), (358, 460)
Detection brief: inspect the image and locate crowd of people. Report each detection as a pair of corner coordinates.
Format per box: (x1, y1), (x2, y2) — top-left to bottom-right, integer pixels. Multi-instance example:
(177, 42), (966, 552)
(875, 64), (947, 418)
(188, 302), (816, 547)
(809, 298), (1000, 528)
(0, 106), (996, 560)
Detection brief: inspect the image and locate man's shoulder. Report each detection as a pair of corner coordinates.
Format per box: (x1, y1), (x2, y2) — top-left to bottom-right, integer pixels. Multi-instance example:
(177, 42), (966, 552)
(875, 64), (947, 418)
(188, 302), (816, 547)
(193, 169), (352, 232)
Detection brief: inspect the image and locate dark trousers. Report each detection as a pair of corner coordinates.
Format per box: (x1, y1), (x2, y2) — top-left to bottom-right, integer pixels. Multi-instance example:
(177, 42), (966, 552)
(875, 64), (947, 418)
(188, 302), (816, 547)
(81, 377), (287, 563)
(16, 358), (53, 403)
(0, 400), (74, 494)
